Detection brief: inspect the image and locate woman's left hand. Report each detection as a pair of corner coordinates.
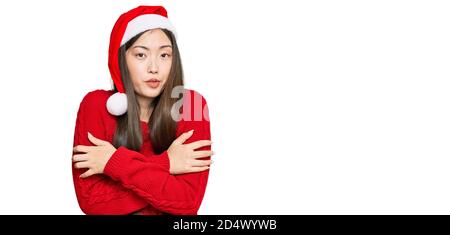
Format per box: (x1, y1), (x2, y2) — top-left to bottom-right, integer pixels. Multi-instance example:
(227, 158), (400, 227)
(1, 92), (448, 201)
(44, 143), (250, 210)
(72, 132), (117, 178)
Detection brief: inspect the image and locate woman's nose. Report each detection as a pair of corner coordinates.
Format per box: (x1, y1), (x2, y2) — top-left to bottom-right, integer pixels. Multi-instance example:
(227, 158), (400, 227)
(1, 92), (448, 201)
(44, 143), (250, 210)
(147, 61), (158, 74)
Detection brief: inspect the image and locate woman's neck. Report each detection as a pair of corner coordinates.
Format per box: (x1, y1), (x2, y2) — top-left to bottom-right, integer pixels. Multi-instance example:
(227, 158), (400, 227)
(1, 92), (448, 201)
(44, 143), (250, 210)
(136, 94), (154, 122)
(140, 108), (153, 122)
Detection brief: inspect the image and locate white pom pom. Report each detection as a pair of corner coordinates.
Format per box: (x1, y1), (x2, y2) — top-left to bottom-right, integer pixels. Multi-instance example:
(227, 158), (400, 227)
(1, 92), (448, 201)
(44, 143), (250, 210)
(106, 92), (128, 116)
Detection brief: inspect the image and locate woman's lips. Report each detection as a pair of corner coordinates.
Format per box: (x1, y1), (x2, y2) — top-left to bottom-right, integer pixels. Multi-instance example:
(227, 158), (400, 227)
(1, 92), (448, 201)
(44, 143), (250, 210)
(145, 79), (160, 89)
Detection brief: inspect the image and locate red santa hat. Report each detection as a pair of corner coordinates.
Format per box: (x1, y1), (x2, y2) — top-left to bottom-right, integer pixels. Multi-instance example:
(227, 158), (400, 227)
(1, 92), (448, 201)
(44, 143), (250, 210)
(106, 5), (177, 116)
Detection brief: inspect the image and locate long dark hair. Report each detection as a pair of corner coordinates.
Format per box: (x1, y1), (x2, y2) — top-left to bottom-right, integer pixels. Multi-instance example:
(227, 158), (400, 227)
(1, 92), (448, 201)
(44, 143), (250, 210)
(112, 28), (184, 154)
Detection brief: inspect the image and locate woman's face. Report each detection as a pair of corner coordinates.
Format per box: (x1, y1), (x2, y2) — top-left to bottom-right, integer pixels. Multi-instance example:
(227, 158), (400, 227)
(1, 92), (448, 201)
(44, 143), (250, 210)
(126, 29), (173, 99)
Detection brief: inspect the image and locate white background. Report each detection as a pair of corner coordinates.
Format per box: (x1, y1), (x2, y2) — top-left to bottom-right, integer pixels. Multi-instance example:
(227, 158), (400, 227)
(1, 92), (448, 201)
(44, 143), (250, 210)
(0, 0), (449, 214)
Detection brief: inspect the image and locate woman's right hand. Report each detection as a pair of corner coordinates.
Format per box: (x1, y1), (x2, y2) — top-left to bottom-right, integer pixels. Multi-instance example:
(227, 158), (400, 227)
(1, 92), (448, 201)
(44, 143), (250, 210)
(167, 130), (214, 175)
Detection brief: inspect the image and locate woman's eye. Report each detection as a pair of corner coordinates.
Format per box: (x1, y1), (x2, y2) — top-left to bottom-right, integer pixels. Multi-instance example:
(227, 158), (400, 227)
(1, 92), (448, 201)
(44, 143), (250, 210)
(161, 53), (171, 59)
(136, 53), (146, 59)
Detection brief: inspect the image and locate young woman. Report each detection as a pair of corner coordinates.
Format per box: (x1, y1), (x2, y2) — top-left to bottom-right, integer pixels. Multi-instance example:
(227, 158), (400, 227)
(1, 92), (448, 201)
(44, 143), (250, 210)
(71, 6), (213, 215)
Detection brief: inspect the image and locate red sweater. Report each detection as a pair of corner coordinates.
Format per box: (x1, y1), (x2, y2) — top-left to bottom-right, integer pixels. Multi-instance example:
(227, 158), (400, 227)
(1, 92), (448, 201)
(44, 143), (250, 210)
(72, 89), (211, 215)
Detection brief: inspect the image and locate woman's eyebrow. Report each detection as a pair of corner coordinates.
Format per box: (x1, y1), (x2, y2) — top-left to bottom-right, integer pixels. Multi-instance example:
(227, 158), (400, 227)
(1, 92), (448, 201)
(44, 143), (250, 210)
(159, 45), (172, 49)
(132, 45), (149, 50)
(132, 45), (172, 50)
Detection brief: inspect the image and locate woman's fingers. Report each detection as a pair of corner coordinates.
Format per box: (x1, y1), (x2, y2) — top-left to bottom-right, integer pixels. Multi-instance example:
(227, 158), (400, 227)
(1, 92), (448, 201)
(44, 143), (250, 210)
(72, 154), (88, 162)
(189, 166), (210, 173)
(191, 159), (212, 167)
(80, 169), (95, 178)
(186, 140), (212, 150)
(174, 130), (194, 145)
(74, 161), (89, 169)
(192, 150), (214, 159)
(87, 132), (109, 146)
(73, 145), (93, 153)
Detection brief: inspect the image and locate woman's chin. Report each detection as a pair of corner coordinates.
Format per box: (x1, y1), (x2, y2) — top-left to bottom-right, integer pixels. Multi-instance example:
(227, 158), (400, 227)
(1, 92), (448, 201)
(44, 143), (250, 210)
(142, 88), (163, 98)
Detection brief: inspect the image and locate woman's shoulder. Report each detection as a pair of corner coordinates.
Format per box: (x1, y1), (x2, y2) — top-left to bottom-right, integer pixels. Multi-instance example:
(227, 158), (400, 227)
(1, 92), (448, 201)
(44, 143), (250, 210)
(78, 89), (114, 116)
(80, 89), (207, 104)
(180, 89), (210, 122)
(183, 89), (208, 103)
(79, 89), (113, 107)
(77, 88), (209, 119)
(81, 89), (114, 104)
